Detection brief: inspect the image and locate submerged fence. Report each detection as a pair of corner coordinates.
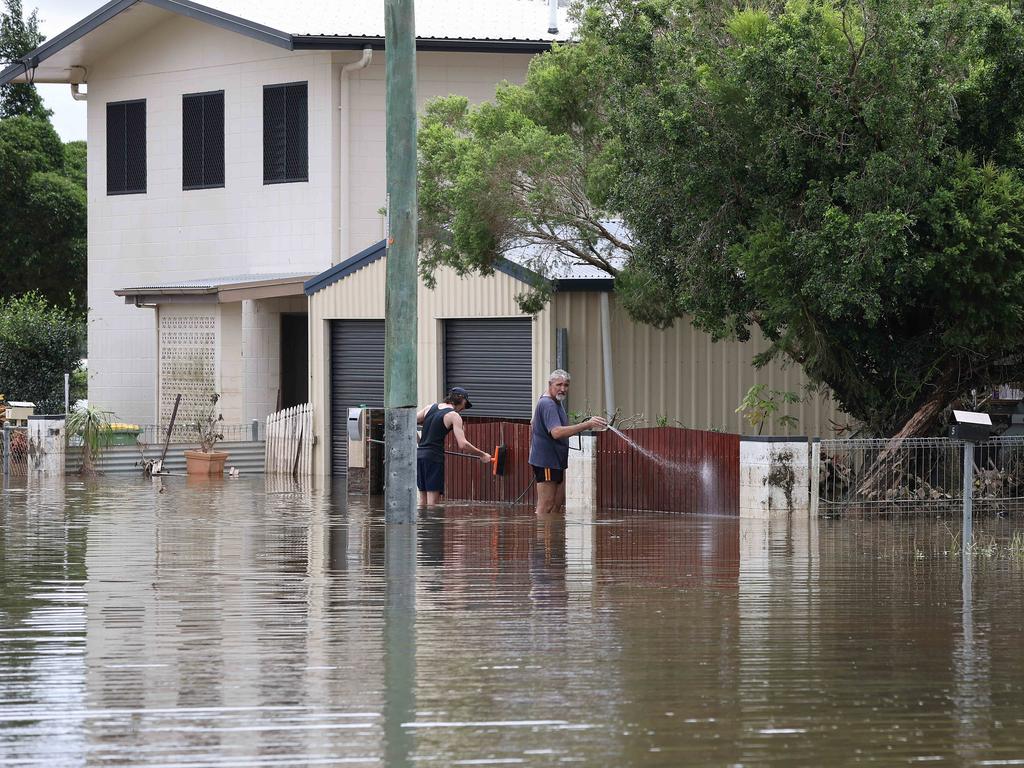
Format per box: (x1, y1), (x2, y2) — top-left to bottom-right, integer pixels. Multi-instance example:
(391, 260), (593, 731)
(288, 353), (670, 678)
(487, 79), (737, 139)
(597, 427), (740, 515)
(265, 404), (313, 477)
(444, 418), (535, 506)
(1, 425), (28, 476)
(818, 436), (1024, 514)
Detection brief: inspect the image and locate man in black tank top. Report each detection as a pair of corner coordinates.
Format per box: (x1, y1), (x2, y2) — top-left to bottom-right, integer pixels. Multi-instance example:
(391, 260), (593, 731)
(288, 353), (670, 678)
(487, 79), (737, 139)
(415, 387), (492, 506)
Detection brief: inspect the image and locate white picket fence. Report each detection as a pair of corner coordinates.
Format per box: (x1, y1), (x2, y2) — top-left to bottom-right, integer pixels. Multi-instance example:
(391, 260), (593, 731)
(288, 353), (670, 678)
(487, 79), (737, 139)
(265, 403), (313, 476)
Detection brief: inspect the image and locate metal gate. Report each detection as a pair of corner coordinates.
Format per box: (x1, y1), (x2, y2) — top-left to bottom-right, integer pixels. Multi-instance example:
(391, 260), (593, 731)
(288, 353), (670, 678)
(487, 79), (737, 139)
(330, 320), (385, 475)
(444, 318), (532, 418)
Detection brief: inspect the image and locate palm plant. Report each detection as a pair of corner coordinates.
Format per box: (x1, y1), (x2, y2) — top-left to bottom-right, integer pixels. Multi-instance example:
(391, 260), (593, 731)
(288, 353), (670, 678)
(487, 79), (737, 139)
(65, 404), (111, 475)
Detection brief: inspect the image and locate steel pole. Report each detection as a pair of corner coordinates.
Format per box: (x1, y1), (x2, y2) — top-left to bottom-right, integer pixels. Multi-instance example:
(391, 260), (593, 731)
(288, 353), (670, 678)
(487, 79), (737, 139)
(384, 0), (418, 522)
(962, 441), (974, 554)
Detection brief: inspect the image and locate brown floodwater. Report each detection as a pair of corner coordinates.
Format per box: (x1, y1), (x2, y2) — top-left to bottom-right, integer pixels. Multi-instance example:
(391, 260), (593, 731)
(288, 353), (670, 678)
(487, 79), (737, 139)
(2, 475), (1024, 766)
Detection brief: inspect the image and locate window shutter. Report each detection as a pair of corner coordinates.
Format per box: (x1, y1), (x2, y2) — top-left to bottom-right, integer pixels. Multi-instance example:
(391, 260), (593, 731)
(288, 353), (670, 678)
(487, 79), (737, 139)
(263, 82), (307, 184)
(183, 91), (225, 190)
(107, 100), (146, 195)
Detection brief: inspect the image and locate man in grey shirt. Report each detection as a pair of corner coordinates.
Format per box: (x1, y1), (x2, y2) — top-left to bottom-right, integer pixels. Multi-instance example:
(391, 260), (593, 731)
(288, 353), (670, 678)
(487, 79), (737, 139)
(529, 369), (607, 515)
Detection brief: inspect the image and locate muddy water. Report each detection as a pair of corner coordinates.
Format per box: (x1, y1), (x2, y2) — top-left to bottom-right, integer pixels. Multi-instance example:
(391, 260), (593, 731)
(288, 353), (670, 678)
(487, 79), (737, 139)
(2, 476), (1024, 766)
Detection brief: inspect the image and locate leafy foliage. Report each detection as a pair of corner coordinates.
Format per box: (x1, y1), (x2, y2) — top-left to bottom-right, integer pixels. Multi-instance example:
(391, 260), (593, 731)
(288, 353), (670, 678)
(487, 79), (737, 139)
(191, 393), (225, 452)
(589, 0), (1024, 436)
(0, 0), (48, 120)
(0, 116), (87, 307)
(65, 404), (110, 475)
(736, 384), (801, 435)
(418, 0), (1024, 437)
(417, 39), (629, 312)
(0, 292), (83, 413)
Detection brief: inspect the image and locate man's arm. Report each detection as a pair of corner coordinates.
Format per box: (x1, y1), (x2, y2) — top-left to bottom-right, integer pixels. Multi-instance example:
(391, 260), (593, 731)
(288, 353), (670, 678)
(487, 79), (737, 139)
(416, 404), (432, 424)
(550, 415), (607, 440)
(447, 411), (491, 462)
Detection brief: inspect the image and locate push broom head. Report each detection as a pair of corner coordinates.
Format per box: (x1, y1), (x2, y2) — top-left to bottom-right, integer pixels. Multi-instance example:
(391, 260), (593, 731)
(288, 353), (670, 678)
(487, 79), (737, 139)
(491, 445), (508, 477)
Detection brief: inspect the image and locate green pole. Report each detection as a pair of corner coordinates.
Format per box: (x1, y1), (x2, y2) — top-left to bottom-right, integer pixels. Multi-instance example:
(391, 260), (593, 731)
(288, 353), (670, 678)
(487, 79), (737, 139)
(384, 0), (418, 522)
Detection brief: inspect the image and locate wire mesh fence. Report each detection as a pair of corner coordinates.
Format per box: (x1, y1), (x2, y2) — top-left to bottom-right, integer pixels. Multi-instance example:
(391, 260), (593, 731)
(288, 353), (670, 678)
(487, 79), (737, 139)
(2, 426), (29, 476)
(818, 437), (1024, 515)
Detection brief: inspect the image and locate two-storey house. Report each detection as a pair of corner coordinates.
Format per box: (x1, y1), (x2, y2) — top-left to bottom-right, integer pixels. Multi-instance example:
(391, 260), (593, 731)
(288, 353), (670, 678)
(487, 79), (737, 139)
(1, 0), (568, 430)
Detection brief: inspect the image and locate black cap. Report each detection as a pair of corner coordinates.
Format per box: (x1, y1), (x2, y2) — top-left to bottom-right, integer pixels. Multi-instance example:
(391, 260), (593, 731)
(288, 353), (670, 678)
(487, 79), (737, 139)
(448, 386), (473, 408)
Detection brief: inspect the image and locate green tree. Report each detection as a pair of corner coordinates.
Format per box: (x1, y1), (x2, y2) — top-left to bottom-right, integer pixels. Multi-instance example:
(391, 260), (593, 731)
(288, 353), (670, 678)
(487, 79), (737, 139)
(418, 37), (630, 311)
(0, 116), (86, 308)
(0, 292), (83, 413)
(0, 0), (49, 120)
(420, 0), (1024, 439)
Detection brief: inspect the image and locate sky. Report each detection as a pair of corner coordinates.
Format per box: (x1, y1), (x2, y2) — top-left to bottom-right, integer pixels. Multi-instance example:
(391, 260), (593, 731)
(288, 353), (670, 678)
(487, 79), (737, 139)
(29, 0), (108, 141)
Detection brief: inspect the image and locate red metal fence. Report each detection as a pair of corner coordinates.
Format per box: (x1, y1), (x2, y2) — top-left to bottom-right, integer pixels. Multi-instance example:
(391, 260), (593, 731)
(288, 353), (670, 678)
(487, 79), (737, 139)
(444, 418), (536, 505)
(596, 427), (739, 515)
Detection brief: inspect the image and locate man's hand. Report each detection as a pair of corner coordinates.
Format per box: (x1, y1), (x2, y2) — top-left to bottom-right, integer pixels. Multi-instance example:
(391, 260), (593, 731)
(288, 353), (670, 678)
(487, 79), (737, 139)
(479, 452), (492, 464)
(588, 416), (608, 431)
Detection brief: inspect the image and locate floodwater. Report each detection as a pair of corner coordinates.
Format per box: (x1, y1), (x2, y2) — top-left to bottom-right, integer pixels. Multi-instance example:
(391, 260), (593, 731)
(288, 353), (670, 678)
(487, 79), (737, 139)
(2, 477), (1024, 766)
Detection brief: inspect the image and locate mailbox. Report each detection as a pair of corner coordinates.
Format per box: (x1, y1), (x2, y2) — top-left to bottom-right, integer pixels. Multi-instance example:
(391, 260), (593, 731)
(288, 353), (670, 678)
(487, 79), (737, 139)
(949, 409), (993, 442)
(347, 407), (364, 441)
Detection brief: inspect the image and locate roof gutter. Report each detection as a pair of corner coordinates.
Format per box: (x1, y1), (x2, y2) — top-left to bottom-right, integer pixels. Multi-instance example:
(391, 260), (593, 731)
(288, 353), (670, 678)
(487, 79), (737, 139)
(292, 35), (558, 54)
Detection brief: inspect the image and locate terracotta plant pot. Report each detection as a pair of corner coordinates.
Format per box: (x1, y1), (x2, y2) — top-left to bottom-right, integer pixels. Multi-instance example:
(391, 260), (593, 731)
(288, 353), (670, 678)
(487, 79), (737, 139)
(184, 449), (229, 475)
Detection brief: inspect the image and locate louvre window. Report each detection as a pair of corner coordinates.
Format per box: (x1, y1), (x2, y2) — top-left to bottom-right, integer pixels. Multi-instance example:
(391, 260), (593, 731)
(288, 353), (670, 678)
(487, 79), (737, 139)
(183, 91), (225, 190)
(106, 100), (146, 195)
(263, 82), (308, 184)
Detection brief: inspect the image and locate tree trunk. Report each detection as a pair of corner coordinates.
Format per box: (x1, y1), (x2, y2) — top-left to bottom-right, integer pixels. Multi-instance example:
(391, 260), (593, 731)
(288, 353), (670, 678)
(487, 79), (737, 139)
(854, 370), (961, 499)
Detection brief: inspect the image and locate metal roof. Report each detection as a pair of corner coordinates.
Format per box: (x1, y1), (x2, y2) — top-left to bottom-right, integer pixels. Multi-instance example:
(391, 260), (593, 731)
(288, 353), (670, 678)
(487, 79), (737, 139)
(304, 239), (614, 297)
(1, 0), (574, 86)
(116, 272), (314, 304)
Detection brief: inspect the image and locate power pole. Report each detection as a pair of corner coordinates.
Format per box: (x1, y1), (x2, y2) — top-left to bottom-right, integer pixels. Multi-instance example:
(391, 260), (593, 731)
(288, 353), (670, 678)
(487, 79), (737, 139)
(384, 0), (418, 522)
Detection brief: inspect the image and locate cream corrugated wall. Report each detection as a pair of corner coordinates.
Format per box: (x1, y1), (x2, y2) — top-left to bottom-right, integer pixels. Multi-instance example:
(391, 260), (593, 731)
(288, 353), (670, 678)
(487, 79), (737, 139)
(309, 261), (840, 474)
(308, 260), (550, 475)
(551, 292), (841, 436)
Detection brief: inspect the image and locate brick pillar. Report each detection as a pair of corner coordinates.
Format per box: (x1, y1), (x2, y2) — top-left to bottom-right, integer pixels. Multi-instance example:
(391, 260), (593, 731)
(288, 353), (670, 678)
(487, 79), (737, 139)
(739, 438), (810, 519)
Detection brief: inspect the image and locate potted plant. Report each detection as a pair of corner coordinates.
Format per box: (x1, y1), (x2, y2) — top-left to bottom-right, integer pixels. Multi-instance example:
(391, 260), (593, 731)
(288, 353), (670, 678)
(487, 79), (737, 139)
(184, 393), (228, 475)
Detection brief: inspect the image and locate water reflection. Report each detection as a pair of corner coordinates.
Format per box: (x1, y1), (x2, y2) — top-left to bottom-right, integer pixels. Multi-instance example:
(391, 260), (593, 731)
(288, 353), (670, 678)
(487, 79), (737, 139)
(3, 477), (1024, 765)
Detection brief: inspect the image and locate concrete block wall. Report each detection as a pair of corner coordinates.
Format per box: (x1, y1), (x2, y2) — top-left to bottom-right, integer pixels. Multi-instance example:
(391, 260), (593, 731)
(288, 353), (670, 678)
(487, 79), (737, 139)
(739, 439), (811, 519)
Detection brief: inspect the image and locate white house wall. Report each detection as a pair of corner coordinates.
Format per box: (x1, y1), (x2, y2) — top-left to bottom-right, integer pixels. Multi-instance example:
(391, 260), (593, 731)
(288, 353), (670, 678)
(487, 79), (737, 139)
(343, 51), (532, 256)
(87, 12), (337, 425)
(85, 9), (533, 426)
(243, 295), (309, 423)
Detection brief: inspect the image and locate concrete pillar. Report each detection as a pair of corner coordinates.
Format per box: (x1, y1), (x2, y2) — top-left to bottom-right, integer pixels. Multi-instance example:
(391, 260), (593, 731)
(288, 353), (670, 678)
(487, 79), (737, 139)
(739, 438), (810, 519)
(28, 416), (66, 476)
(566, 432), (597, 511)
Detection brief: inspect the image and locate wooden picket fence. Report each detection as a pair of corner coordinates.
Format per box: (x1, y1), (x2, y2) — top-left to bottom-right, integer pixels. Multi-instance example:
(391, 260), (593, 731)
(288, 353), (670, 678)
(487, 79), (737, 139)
(265, 403), (313, 477)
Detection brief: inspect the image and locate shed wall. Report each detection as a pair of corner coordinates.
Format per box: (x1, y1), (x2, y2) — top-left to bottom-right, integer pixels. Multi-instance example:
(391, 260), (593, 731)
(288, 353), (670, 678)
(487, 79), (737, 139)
(308, 262), (549, 475)
(551, 292), (841, 436)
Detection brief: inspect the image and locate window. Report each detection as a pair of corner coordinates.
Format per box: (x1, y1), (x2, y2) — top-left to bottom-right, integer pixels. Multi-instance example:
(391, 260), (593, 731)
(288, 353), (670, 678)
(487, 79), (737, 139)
(263, 82), (308, 184)
(183, 91), (225, 190)
(106, 100), (146, 195)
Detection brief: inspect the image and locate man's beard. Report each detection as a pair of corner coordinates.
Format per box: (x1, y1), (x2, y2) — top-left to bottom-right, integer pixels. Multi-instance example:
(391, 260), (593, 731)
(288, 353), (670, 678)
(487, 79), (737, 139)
(555, 393), (566, 402)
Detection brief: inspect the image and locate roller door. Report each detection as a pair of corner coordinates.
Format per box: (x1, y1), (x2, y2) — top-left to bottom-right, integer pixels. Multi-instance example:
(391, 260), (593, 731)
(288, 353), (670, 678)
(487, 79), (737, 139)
(330, 320), (385, 475)
(444, 318), (532, 418)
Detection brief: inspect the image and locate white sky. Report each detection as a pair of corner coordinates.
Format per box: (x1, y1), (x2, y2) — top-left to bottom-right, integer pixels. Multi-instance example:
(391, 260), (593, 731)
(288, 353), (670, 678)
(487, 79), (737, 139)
(30, 0), (108, 141)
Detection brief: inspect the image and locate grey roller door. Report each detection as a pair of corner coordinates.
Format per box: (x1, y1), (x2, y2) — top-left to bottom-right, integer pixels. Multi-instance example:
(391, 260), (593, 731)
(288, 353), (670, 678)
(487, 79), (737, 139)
(330, 320), (385, 475)
(444, 318), (532, 418)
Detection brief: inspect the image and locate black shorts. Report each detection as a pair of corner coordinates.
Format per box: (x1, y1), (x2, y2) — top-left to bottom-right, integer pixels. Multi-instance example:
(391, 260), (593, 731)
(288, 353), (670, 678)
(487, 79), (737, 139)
(532, 465), (565, 484)
(417, 457), (445, 493)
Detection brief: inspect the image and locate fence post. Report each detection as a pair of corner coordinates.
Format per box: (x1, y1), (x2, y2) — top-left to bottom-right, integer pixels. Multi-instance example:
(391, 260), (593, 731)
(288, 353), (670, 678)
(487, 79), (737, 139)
(566, 432), (598, 511)
(251, 418), (259, 442)
(962, 440), (974, 549)
(810, 438), (821, 517)
(3, 425), (9, 477)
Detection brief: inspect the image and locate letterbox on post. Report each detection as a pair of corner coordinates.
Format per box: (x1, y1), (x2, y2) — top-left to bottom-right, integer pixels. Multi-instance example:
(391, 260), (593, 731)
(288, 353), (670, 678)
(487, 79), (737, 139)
(949, 410), (993, 443)
(347, 407), (364, 442)
(950, 409), (993, 541)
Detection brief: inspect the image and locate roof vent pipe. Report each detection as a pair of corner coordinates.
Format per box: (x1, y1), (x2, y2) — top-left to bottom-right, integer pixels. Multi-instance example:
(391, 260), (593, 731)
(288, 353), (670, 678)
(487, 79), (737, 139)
(70, 66), (87, 101)
(548, 0), (559, 35)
